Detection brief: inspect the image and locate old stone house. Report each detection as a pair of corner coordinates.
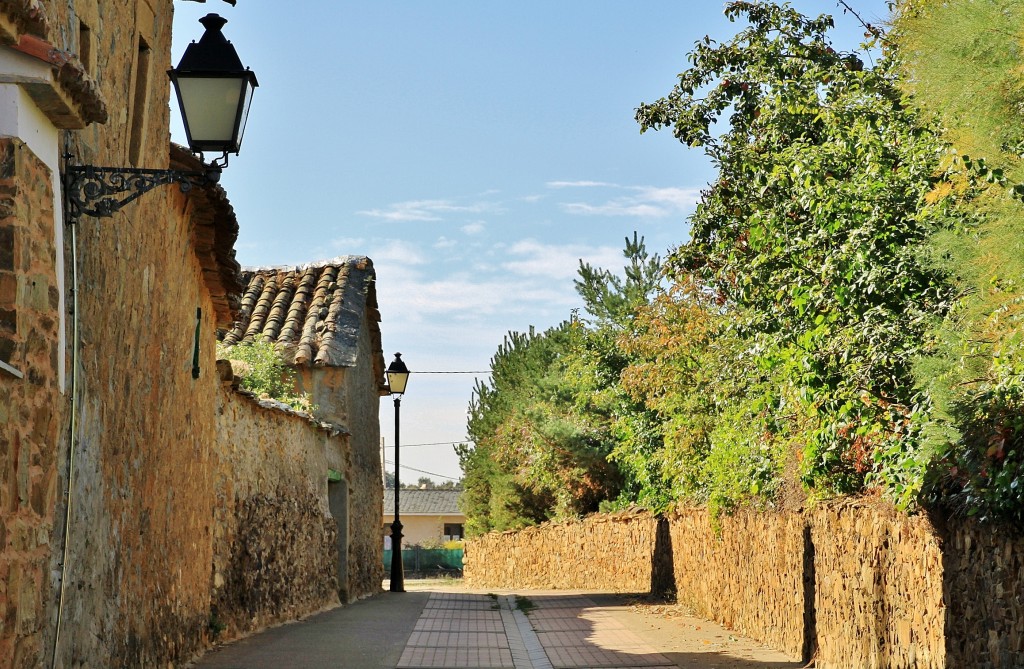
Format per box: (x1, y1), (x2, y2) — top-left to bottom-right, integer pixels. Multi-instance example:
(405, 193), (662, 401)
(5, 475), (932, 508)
(0, 2), (385, 667)
(219, 256), (387, 603)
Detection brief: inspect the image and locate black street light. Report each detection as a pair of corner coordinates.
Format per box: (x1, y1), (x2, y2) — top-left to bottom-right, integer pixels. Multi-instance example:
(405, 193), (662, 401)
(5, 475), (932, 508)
(169, 13), (258, 158)
(386, 352), (410, 593)
(65, 13), (258, 219)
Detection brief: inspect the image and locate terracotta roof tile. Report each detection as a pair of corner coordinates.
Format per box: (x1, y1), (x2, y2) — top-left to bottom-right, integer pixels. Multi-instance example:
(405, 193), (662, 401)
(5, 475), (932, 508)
(170, 144), (244, 325)
(4, 34), (108, 127)
(223, 257), (384, 373)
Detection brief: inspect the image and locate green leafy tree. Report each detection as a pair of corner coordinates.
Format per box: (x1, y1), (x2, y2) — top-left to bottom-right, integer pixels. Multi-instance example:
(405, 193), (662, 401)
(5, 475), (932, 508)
(461, 323), (620, 533)
(635, 0), (971, 507)
(575, 232), (662, 327)
(567, 235), (671, 510)
(460, 236), (662, 532)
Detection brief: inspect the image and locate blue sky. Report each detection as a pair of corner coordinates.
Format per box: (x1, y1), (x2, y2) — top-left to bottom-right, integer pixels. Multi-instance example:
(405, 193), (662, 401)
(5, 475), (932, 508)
(171, 0), (892, 483)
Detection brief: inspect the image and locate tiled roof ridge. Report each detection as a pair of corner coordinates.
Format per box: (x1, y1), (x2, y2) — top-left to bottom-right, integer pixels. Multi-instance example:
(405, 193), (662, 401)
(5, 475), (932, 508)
(222, 257), (380, 370)
(241, 255), (371, 273)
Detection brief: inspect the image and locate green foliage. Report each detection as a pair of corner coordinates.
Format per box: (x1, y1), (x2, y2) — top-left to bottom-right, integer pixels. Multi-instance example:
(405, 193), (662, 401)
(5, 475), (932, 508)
(460, 237), (662, 533)
(895, 0), (1024, 522)
(924, 306), (1024, 521)
(207, 610), (226, 640)
(216, 336), (314, 413)
(460, 323), (614, 534)
(461, 0), (1024, 527)
(617, 281), (794, 516)
(575, 232), (663, 327)
(634, 0), (974, 508)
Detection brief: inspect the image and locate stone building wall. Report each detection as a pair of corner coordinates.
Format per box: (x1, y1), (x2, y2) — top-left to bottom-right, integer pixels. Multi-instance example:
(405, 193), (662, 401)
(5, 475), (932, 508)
(0, 137), (62, 668)
(465, 505), (1023, 668)
(34, 1), (218, 665)
(0, 2), (386, 668)
(340, 315), (385, 599)
(211, 389), (342, 641)
(58, 193), (224, 667)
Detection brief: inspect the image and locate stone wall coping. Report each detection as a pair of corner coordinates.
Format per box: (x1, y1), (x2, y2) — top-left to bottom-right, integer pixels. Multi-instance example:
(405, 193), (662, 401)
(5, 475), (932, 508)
(479, 508), (656, 538)
(222, 383), (350, 439)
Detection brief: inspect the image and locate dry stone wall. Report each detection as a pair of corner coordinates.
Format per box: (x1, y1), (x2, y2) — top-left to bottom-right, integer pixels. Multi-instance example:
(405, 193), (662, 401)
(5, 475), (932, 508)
(943, 519), (1024, 668)
(465, 505), (1023, 668)
(465, 511), (658, 592)
(809, 503), (945, 669)
(668, 508), (808, 659)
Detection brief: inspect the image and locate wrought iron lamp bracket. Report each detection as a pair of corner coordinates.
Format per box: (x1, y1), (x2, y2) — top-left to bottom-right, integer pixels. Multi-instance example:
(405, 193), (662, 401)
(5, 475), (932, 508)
(65, 163), (222, 220)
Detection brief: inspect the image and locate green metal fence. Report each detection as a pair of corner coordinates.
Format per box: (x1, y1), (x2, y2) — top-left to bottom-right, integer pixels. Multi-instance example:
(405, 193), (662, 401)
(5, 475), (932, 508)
(383, 547), (463, 576)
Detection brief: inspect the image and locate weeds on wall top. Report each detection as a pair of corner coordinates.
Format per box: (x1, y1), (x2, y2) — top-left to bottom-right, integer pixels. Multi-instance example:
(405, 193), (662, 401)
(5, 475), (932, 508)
(216, 336), (315, 414)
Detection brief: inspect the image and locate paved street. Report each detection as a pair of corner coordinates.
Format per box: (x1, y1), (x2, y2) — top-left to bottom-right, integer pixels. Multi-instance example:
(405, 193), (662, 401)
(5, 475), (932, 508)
(191, 581), (802, 669)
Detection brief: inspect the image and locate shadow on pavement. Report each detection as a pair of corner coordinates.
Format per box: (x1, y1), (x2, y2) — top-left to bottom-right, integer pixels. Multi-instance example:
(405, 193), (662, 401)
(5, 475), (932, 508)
(523, 592), (804, 669)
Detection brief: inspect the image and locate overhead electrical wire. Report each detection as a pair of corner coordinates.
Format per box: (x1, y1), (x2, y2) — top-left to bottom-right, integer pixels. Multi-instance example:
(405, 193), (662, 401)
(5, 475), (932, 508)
(383, 459), (460, 481)
(408, 370), (491, 374)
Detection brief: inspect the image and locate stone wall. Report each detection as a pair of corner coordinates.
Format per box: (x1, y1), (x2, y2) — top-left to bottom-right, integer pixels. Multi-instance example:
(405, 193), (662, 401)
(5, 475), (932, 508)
(465, 510), (658, 592)
(809, 503), (945, 668)
(0, 137), (62, 668)
(943, 519), (1024, 668)
(465, 506), (1024, 668)
(211, 389), (341, 640)
(668, 508), (809, 659)
(0, 2), (386, 667)
(339, 314), (385, 599)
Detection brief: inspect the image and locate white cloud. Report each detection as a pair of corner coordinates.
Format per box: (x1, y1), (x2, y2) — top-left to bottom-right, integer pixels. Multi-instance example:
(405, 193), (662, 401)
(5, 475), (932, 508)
(546, 180), (619, 189)
(559, 185), (701, 218)
(501, 239), (624, 281)
(434, 236), (458, 249)
(357, 198), (498, 222)
(634, 186), (702, 209)
(330, 236), (366, 251)
(562, 202), (668, 217)
(370, 239), (428, 266)
(461, 222), (485, 235)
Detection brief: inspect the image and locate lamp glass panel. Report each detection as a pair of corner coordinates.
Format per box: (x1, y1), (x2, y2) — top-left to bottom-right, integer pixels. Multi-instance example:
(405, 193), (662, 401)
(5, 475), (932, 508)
(387, 371), (409, 395)
(235, 80), (255, 150)
(177, 76), (245, 145)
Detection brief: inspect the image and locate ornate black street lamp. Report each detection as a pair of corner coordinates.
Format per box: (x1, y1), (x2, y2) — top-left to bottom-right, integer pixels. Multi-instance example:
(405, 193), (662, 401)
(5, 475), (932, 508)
(386, 352), (410, 593)
(169, 13), (258, 158)
(65, 13), (258, 219)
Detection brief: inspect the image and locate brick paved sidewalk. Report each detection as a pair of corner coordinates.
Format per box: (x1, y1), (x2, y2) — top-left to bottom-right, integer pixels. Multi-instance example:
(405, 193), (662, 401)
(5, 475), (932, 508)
(397, 590), (801, 669)
(398, 591), (677, 668)
(192, 583), (801, 669)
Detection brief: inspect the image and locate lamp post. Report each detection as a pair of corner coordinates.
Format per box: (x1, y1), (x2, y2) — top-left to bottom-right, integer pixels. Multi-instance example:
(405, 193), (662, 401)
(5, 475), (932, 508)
(386, 352), (410, 593)
(65, 13), (258, 219)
